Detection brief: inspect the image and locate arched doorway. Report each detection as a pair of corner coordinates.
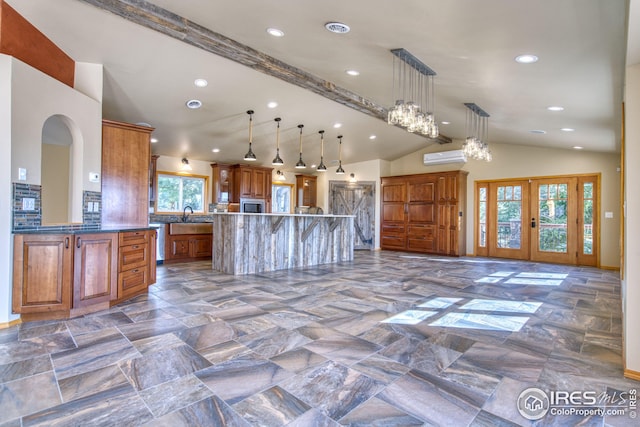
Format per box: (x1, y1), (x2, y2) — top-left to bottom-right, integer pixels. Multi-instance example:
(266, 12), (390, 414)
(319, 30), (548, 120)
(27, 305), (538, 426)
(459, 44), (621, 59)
(41, 115), (73, 224)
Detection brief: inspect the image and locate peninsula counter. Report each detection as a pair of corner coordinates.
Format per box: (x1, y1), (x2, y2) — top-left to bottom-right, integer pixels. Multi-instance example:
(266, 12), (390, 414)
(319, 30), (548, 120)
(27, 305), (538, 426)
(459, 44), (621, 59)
(211, 212), (354, 275)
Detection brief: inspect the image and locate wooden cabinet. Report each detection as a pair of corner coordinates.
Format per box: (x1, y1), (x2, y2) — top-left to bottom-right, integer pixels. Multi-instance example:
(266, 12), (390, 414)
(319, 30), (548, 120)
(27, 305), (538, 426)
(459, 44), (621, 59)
(165, 231), (212, 263)
(211, 163), (232, 203)
(150, 154), (159, 206)
(12, 234), (73, 318)
(295, 174), (317, 207)
(13, 230), (156, 319)
(102, 120), (153, 227)
(117, 230), (154, 302)
(232, 164), (272, 201)
(381, 171), (467, 256)
(73, 233), (118, 309)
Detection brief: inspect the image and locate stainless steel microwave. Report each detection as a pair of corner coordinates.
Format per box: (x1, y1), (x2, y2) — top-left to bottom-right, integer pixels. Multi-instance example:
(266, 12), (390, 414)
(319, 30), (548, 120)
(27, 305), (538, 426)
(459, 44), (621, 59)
(240, 198), (266, 213)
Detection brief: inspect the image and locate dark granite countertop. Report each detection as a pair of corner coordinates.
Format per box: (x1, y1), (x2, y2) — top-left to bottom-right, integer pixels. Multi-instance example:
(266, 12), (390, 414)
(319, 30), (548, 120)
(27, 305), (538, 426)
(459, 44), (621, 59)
(13, 224), (158, 234)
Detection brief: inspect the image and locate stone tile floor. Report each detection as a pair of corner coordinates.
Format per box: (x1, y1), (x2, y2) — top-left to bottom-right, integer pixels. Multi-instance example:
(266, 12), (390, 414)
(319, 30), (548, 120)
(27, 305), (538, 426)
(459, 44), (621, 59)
(0, 251), (637, 426)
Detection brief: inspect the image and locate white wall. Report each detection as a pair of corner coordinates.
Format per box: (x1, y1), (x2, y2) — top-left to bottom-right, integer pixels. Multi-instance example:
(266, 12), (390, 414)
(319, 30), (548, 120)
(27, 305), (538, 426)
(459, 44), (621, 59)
(0, 55), (17, 326)
(623, 64), (640, 374)
(11, 57), (102, 222)
(390, 140), (621, 268)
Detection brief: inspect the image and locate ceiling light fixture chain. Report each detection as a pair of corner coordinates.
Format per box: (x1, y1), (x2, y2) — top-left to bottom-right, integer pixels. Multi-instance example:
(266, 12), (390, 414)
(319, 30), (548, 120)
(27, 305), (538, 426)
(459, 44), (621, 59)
(317, 130), (327, 172)
(295, 124), (306, 169)
(272, 117), (284, 165)
(387, 48), (439, 138)
(336, 135), (345, 174)
(243, 109), (257, 161)
(462, 103), (492, 162)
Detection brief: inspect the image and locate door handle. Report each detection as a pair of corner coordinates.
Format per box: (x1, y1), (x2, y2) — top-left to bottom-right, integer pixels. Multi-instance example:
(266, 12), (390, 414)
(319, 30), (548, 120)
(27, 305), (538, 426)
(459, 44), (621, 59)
(531, 217), (536, 228)
(76, 237), (81, 248)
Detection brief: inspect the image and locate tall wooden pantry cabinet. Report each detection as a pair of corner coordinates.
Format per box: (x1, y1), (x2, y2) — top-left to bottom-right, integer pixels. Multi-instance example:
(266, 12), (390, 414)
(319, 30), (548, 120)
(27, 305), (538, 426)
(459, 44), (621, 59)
(381, 170), (467, 256)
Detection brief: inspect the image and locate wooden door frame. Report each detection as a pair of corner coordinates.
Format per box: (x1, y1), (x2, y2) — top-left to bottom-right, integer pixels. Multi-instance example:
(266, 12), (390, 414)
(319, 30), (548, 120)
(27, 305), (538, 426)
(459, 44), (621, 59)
(474, 173), (600, 266)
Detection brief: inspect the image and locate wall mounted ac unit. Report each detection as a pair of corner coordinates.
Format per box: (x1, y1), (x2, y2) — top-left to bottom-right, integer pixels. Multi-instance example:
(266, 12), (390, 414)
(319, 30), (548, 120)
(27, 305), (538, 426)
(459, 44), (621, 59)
(423, 149), (467, 165)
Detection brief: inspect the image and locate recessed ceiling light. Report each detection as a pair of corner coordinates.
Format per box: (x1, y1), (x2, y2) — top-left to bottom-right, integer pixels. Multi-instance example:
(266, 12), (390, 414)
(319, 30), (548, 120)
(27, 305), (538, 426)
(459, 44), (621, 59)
(441, 121), (450, 125)
(561, 128), (575, 132)
(333, 123), (342, 128)
(266, 28), (284, 37)
(515, 54), (539, 64)
(345, 70), (360, 76)
(547, 106), (564, 111)
(194, 78), (208, 88)
(150, 137), (158, 143)
(325, 22), (350, 34)
(529, 129), (546, 134)
(369, 135), (377, 140)
(267, 101), (278, 109)
(212, 148), (220, 153)
(573, 146), (584, 150)
(186, 99), (202, 109)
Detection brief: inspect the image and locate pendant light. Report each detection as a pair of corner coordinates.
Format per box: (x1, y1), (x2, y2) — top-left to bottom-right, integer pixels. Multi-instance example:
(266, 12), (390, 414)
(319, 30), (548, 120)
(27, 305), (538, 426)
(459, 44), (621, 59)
(243, 110), (257, 161)
(295, 124), (306, 169)
(336, 135), (345, 174)
(317, 130), (327, 172)
(272, 117), (283, 165)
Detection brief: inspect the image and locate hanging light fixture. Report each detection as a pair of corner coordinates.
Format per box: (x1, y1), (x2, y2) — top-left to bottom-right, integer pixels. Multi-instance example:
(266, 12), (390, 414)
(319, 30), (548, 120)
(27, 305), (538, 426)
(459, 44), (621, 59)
(243, 110), (257, 161)
(271, 117), (284, 165)
(295, 124), (306, 169)
(462, 103), (492, 162)
(336, 135), (345, 174)
(387, 48), (439, 138)
(316, 130), (327, 172)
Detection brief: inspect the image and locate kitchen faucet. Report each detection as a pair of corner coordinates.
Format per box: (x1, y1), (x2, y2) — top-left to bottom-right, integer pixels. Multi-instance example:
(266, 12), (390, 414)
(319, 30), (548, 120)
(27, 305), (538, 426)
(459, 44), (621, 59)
(182, 205), (194, 222)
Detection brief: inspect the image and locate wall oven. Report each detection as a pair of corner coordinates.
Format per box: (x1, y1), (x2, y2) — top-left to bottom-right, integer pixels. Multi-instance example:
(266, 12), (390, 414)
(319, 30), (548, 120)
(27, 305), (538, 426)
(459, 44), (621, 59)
(240, 198), (266, 213)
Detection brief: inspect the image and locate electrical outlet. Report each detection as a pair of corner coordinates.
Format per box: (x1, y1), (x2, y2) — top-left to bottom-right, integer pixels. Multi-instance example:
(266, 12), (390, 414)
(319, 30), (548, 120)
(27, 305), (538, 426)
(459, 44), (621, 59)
(22, 198), (35, 211)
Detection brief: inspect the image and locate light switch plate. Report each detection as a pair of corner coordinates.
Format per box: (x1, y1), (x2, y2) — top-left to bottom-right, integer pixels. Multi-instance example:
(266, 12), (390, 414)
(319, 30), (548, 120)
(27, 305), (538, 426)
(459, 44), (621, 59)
(89, 172), (100, 182)
(18, 168), (27, 181)
(605, 211), (613, 219)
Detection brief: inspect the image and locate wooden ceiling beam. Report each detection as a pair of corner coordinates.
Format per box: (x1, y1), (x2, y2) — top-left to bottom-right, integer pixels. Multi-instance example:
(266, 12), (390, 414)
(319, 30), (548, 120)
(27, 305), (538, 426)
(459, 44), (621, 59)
(78, 0), (452, 144)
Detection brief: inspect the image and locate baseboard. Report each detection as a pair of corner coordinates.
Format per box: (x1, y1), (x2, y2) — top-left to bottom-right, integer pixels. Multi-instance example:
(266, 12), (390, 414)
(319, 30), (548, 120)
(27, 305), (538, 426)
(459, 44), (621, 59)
(599, 265), (621, 271)
(623, 369), (640, 382)
(0, 318), (22, 329)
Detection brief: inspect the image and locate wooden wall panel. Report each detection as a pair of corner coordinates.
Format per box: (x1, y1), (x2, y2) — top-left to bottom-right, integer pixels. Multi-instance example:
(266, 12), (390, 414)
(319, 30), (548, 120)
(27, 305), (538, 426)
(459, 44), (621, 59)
(0, 0), (75, 87)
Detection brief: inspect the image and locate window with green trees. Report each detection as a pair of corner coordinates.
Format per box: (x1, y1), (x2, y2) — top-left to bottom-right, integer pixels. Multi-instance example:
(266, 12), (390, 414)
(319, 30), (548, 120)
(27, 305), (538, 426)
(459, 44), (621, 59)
(157, 172), (207, 213)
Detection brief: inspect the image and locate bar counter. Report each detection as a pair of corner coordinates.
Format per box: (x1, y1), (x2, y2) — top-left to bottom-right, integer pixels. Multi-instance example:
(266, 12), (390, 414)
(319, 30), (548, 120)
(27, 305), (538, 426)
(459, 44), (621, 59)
(211, 212), (354, 275)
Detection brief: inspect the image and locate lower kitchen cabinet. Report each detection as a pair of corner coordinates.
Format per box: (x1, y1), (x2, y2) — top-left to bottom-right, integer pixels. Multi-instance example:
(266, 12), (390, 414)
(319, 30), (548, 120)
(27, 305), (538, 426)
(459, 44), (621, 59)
(165, 231), (212, 263)
(13, 229), (156, 321)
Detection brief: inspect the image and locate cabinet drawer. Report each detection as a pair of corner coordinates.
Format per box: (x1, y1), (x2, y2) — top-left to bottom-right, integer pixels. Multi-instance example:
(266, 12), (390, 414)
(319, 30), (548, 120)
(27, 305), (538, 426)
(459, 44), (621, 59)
(119, 243), (149, 272)
(408, 224), (435, 237)
(119, 231), (149, 246)
(381, 234), (406, 250)
(118, 267), (148, 298)
(382, 223), (406, 234)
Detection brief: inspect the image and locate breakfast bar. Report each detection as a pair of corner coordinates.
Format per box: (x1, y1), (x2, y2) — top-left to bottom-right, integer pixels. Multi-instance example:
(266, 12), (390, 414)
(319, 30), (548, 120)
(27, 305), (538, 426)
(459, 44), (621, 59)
(211, 212), (355, 275)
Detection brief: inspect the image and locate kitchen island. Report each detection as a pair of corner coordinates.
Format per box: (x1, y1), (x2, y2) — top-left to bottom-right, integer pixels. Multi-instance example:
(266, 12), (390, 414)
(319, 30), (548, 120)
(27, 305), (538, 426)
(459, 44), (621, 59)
(211, 212), (354, 275)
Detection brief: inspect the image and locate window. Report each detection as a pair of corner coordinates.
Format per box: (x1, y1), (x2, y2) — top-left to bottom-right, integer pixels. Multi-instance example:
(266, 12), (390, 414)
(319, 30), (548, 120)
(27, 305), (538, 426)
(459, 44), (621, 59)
(156, 172), (208, 213)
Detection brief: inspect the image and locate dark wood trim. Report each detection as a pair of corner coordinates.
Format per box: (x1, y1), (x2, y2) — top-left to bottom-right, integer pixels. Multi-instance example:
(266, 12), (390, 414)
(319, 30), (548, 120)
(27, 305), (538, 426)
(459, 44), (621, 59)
(78, 0), (452, 144)
(0, 0), (75, 87)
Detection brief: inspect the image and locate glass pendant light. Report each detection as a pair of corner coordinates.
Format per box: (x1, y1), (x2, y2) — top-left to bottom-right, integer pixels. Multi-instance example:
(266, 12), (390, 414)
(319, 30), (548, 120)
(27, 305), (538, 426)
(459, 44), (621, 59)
(336, 135), (345, 174)
(317, 130), (327, 172)
(295, 124), (306, 169)
(272, 117), (284, 165)
(243, 110), (257, 161)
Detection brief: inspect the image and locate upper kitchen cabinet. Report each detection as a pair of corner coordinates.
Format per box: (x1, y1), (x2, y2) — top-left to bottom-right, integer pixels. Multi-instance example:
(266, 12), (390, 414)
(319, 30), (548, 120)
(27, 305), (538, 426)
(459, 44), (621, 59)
(211, 162), (233, 203)
(231, 164), (273, 202)
(101, 120), (153, 227)
(296, 174), (317, 207)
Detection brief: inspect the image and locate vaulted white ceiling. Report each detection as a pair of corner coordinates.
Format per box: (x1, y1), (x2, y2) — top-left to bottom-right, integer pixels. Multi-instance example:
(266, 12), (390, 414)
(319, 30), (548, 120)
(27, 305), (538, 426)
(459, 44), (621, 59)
(10, 0), (628, 170)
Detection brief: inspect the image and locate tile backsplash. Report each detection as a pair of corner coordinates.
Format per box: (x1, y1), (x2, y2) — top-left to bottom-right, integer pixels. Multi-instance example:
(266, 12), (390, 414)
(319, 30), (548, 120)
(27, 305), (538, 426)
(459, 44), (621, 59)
(12, 183), (42, 230)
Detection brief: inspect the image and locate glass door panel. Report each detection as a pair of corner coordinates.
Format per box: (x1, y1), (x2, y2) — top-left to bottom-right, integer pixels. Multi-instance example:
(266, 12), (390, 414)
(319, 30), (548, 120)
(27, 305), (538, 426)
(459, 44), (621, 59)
(488, 181), (529, 260)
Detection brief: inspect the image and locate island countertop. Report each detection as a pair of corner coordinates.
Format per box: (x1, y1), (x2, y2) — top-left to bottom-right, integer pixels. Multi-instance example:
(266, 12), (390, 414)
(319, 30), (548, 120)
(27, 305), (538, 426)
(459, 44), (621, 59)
(211, 212), (355, 275)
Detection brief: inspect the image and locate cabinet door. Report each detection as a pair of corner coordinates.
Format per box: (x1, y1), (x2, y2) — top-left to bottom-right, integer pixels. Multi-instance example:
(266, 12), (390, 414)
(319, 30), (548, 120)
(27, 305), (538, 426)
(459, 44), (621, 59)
(12, 234), (72, 314)
(73, 233), (118, 308)
(170, 236), (191, 258)
(101, 120), (151, 227)
(191, 235), (213, 257)
(239, 168), (253, 198)
(252, 169), (267, 198)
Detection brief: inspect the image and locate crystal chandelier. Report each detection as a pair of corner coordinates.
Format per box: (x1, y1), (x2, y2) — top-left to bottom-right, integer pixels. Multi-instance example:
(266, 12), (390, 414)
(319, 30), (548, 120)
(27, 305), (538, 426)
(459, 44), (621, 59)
(462, 103), (492, 162)
(387, 48), (439, 138)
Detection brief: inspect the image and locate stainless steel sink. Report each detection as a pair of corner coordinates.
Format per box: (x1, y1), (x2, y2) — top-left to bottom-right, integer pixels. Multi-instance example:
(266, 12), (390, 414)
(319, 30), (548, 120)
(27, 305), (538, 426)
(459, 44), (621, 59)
(169, 222), (213, 235)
